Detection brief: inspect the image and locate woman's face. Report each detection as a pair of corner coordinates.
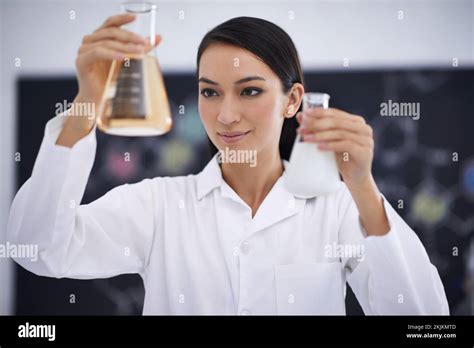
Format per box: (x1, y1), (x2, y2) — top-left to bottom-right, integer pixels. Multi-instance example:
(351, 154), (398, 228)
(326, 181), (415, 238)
(198, 43), (297, 157)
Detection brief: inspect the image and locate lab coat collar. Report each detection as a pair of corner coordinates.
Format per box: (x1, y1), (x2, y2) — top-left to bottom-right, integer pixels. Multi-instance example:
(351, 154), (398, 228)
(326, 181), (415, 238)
(196, 153), (306, 234)
(196, 153), (222, 200)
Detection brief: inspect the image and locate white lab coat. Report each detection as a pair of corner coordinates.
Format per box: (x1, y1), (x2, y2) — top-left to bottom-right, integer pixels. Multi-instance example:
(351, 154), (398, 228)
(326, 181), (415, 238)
(7, 114), (450, 315)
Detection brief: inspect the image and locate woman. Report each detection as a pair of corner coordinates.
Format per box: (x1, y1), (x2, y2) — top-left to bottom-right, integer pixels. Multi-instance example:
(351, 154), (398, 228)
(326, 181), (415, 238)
(7, 15), (449, 315)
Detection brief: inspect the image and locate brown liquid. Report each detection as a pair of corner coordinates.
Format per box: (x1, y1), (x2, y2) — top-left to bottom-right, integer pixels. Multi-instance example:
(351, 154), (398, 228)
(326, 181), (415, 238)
(98, 55), (173, 136)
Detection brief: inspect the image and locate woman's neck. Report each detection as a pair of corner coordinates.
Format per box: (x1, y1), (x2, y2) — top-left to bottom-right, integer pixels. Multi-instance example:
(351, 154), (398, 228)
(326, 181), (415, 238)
(220, 150), (284, 218)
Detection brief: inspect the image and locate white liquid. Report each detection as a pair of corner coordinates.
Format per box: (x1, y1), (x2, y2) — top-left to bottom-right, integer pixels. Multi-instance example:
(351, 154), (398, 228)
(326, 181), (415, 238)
(284, 138), (341, 198)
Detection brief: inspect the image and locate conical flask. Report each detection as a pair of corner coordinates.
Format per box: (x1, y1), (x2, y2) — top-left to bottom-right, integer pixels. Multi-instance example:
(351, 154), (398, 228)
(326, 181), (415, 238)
(97, 1), (172, 136)
(284, 93), (341, 197)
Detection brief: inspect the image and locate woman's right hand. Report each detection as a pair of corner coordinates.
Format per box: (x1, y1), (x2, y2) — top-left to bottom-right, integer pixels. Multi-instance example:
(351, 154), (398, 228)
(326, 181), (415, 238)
(75, 13), (162, 103)
(57, 14), (162, 147)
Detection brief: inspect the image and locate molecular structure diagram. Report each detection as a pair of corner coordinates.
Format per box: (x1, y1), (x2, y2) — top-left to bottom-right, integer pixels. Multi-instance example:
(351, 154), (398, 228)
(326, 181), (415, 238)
(371, 72), (474, 313)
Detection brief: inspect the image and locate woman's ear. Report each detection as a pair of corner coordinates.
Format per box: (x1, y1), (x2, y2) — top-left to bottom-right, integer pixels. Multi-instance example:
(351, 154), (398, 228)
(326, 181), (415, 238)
(284, 83), (305, 118)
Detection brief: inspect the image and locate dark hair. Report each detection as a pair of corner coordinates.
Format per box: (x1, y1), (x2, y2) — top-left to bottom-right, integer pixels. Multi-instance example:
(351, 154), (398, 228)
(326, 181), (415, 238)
(196, 16), (305, 161)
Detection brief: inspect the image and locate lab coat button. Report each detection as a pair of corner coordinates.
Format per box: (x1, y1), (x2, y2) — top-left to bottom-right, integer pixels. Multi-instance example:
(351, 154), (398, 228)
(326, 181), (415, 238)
(240, 241), (251, 254)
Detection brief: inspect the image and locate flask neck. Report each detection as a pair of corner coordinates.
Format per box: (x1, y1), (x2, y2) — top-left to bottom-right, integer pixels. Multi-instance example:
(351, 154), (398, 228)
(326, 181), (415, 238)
(121, 1), (156, 47)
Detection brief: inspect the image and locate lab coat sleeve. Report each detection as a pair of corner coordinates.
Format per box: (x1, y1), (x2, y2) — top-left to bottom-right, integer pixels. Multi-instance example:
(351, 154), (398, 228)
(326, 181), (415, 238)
(6, 114), (156, 279)
(337, 184), (450, 315)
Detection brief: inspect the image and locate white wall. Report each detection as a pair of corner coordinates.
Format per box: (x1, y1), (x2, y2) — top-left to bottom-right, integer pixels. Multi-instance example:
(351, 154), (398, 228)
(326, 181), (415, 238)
(0, 0), (473, 315)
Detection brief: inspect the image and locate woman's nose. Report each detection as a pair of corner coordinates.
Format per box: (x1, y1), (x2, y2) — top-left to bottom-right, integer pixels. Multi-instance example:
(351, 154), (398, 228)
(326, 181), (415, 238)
(217, 97), (241, 125)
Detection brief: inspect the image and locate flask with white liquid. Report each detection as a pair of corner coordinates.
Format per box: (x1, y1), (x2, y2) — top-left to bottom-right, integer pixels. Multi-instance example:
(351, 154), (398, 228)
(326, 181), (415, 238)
(284, 92), (341, 198)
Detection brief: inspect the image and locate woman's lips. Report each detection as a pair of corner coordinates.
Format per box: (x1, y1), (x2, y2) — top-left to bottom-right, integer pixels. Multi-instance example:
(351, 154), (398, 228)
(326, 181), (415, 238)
(218, 130), (251, 144)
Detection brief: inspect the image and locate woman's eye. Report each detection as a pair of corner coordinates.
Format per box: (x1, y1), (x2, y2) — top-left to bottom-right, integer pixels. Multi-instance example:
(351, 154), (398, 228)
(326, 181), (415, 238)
(241, 88), (262, 97)
(200, 89), (218, 98)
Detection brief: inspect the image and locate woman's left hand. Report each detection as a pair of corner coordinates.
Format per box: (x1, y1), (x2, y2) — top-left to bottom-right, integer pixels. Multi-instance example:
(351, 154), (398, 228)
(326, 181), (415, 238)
(296, 107), (374, 189)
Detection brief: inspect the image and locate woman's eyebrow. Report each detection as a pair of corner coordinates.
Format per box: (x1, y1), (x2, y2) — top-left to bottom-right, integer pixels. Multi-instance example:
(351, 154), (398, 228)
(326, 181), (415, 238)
(198, 76), (266, 85)
(234, 76), (266, 84)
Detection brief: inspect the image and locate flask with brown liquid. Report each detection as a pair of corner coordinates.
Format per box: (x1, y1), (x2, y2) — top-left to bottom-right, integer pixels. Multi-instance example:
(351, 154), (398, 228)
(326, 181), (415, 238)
(97, 1), (172, 136)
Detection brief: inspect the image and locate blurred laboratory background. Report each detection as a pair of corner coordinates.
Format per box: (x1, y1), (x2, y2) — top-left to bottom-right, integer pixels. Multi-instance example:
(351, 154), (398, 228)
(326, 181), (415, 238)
(0, 0), (473, 315)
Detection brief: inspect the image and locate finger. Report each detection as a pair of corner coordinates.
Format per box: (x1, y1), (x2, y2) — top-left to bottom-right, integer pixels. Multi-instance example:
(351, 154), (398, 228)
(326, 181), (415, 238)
(317, 139), (366, 154)
(79, 40), (145, 54)
(78, 46), (125, 67)
(303, 107), (366, 124)
(300, 116), (372, 136)
(96, 13), (136, 31)
(302, 129), (372, 148)
(84, 27), (145, 45)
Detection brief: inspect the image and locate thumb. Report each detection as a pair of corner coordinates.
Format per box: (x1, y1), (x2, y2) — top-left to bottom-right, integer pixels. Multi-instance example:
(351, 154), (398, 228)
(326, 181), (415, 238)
(296, 112), (302, 124)
(154, 34), (162, 47)
(143, 35), (162, 53)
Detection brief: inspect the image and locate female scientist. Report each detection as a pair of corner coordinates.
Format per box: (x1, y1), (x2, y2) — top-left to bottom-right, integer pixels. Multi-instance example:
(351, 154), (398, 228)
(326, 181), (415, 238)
(7, 15), (449, 315)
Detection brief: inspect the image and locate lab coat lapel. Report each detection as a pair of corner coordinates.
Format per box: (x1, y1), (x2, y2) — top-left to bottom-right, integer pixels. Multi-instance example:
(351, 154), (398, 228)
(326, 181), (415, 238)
(245, 173), (305, 239)
(196, 155), (306, 239)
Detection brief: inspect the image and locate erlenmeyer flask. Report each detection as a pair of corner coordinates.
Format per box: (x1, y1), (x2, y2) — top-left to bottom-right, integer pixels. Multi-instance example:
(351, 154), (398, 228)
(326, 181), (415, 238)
(97, 1), (172, 136)
(284, 93), (341, 197)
